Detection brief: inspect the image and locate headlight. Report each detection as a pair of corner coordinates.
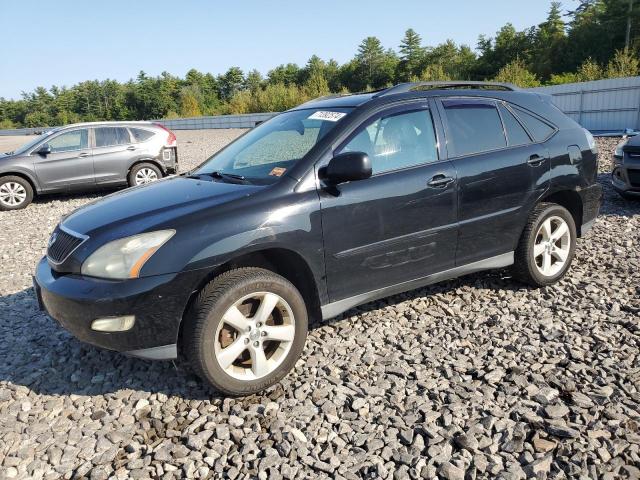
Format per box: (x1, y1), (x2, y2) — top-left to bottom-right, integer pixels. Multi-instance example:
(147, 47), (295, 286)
(81, 230), (175, 279)
(614, 138), (628, 158)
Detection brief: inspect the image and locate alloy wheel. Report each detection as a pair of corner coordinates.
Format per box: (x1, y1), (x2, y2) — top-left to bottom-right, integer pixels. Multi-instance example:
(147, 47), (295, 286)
(214, 292), (295, 380)
(134, 168), (159, 185)
(0, 182), (27, 207)
(533, 215), (571, 277)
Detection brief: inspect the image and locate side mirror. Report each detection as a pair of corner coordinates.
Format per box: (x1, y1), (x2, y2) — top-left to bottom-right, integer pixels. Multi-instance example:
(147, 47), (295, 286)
(36, 144), (51, 156)
(323, 151), (372, 184)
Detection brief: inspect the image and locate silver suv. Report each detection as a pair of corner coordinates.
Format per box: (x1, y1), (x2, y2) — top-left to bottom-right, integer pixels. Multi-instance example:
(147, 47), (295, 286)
(0, 121), (178, 210)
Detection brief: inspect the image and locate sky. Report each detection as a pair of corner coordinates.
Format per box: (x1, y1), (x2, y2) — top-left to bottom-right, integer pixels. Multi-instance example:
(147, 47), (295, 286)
(0, 0), (570, 99)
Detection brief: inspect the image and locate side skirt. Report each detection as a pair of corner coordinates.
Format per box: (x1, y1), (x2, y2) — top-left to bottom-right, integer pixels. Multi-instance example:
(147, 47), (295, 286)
(320, 252), (514, 320)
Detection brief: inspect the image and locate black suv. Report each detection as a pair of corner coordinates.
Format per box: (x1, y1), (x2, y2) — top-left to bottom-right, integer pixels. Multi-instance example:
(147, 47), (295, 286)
(34, 82), (602, 396)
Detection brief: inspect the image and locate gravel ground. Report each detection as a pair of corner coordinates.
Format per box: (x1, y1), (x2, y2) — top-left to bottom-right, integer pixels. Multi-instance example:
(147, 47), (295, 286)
(0, 133), (638, 480)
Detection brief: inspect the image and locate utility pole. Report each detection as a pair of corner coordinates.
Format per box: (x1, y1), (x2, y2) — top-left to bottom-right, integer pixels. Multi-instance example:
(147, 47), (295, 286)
(626, 0), (634, 50)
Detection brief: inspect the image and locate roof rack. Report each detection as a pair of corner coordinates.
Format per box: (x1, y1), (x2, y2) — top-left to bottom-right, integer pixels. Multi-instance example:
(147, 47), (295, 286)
(377, 81), (519, 96)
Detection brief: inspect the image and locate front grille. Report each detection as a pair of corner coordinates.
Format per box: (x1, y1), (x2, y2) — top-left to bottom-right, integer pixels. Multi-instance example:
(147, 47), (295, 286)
(628, 169), (640, 188)
(47, 227), (85, 264)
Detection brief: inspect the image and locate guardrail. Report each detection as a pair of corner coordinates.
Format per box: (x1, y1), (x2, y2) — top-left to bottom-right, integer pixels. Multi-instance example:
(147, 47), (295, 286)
(2, 76), (639, 135)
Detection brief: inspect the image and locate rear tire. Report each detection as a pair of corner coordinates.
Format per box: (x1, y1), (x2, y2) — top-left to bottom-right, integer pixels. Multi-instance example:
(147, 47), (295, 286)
(513, 203), (576, 287)
(0, 176), (34, 211)
(128, 162), (162, 187)
(183, 268), (308, 396)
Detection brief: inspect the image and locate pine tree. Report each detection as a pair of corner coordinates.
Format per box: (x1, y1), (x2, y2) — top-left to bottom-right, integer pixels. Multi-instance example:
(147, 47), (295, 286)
(355, 37), (385, 88)
(398, 29), (425, 81)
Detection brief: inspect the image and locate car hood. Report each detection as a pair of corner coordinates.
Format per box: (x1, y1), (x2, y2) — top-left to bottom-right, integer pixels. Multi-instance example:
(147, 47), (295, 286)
(63, 176), (263, 235)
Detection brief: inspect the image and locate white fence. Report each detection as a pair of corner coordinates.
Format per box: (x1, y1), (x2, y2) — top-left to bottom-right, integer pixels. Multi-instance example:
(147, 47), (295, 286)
(527, 76), (640, 133)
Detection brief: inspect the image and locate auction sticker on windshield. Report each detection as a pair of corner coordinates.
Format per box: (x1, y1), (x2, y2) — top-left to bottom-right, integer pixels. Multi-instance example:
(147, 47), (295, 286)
(308, 111), (346, 122)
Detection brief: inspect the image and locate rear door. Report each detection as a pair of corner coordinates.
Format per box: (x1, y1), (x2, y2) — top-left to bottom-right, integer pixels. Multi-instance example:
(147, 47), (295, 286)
(92, 126), (135, 185)
(33, 128), (93, 191)
(438, 97), (550, 265)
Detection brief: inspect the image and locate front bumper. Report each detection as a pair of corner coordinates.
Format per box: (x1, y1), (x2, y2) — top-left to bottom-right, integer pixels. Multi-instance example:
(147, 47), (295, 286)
(33, 257), (204, 359)
(612, 156), (640, 194)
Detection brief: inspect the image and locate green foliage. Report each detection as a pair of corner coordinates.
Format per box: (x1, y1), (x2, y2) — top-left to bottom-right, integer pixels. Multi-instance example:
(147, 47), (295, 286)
(397, 29), (425, 81)
(418, 64), (451, 82)
(606, 48), (640, 77)
(1, 1), (638, 128)
(578, 58), (605, 81)
(493, 59), (541, 87)
(179, 90), (202, 118)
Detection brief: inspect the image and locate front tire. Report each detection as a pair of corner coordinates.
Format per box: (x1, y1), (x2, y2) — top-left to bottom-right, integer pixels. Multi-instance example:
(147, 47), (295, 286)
(183, 268), (308, 396)
(513, 203), (576, 287)
(0, 176), (34, 211)
(128, 162), (162, 187)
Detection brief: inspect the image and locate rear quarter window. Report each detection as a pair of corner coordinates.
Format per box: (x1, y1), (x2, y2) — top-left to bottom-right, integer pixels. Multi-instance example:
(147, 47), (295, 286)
(498, 103), (532, 146)
(130, 128), (155, 142)
(511, 106), (556, 142)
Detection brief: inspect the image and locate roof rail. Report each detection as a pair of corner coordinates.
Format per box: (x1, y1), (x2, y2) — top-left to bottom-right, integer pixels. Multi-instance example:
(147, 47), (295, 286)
(377, 81), (519, 96)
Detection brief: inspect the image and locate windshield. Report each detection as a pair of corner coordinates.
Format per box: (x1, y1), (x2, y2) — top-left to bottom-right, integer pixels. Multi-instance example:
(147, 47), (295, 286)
(194, 108), (352, 183)
(12, 129), (59, 155)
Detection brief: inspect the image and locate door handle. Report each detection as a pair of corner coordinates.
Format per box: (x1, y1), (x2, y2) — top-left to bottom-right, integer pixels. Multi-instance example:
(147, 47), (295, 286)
(527, 154), (545, 167)
(78, 152), (90, 158)
(127, 145), (136, 151)
(427, 174), (454, 188)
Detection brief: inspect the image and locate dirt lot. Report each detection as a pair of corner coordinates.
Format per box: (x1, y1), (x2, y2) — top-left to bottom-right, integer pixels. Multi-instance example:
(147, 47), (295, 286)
(0, 136), (30, 153)
(0, 132), (638, 480)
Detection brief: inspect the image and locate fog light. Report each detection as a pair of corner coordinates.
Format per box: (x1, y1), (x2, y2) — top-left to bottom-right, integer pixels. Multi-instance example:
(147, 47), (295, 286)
(91, 316), (135, 332)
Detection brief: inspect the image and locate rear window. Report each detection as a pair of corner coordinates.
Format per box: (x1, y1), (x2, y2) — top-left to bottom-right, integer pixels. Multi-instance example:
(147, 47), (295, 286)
(130, 128), (154, 142)
(499, 104), (532, 146)
(443, 99), (507, 156)
(95, 127), (131, 147)
(512, 106), (556, 142)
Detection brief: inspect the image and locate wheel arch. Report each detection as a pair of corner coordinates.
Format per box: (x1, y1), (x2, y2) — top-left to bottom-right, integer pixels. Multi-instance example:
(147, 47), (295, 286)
(128, 159), (166, 177)
(0, 171), (39, 195)
(539, 189), (584, 236)
(177, 247), (322, 353)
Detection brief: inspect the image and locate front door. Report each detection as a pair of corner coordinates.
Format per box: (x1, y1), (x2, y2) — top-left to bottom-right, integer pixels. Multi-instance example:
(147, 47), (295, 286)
(33, 128), (93, 191)
(92, 126), (136, 185)
(320, 103), (458, 302)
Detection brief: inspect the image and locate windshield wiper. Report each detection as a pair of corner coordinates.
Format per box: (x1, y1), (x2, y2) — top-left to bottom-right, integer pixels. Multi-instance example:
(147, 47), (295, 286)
(210, 171), (246, 181)
(187, 171), (249, 183)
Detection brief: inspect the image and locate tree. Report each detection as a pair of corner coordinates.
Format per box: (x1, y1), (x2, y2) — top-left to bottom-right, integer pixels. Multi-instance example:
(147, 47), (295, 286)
(605, 47), (640, 77)
(398, 29), (425, 81)
(244, 69), (264, 92)
(578, 58), (605, 80)
(493, 58), (541, 87)
(179, 90), (202, 117)
(419, 64), (451, 81)
(267, 63), (301, 86)
(531, 2), (567, 80)
(219, 67), (245, 101)
(355, 36), (387, 88)
(304, 70), (330, 98)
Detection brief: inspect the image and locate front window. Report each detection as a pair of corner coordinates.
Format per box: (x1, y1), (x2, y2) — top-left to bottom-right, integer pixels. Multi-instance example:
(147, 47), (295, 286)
(45, 129), (89, 153)
(339, 109), (438, 175)
(194, 108), (352, 183)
